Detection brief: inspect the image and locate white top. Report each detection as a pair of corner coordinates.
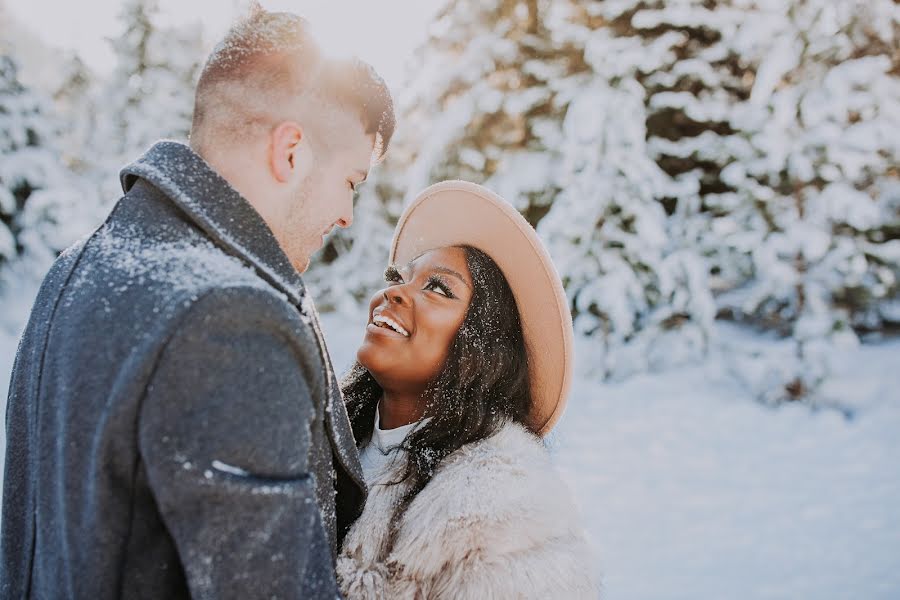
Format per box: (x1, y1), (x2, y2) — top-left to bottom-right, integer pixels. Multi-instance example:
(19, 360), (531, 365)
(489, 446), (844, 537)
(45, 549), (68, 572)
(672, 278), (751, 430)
(358, 404), (428, 483)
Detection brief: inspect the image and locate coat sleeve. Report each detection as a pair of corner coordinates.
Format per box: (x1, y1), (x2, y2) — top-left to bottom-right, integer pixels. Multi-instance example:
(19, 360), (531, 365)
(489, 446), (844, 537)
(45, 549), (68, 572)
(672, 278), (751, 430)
(138, 286), (337, 599)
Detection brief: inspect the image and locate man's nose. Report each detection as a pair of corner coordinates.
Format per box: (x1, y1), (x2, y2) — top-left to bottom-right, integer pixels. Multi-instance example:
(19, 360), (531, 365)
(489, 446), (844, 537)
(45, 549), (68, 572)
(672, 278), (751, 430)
(337, 196), (354, 228)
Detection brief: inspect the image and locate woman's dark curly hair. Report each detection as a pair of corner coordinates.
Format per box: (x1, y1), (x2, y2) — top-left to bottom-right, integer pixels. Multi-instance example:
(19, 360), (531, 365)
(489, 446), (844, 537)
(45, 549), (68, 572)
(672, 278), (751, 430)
(341, 245), (533, 555)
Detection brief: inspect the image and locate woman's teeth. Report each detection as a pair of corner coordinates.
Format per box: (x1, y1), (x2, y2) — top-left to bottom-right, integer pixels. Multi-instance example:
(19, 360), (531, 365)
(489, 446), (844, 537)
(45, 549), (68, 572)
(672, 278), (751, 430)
(373, 314), (410, 337)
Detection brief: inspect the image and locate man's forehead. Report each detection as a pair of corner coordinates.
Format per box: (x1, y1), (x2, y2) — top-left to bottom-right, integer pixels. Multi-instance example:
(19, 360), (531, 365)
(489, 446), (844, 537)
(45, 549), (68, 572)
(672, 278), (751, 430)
(323, 115), (376, 169)
(305, 99), (369, 146)
(318, 132), (374, 174)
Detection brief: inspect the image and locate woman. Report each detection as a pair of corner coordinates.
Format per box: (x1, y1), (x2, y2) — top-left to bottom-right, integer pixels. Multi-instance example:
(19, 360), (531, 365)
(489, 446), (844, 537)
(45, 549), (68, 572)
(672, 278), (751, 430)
(337, 181), (597, 599)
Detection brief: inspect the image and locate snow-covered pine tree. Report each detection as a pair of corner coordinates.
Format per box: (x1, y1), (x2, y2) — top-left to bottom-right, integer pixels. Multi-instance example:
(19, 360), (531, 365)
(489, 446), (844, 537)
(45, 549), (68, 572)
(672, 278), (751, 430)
(1, 54), (78, 264)
(394, 0), (586, 222)
(52, 53), (97, 174)
(549, 0), (897, 396)
(91, 0), (204, 193)
(714, 0), (900, 402)
(0, 53), (98, 330)
(536, 0), (717, 379)
(0, 54), (38, 267)
(584, 0), (766, 299)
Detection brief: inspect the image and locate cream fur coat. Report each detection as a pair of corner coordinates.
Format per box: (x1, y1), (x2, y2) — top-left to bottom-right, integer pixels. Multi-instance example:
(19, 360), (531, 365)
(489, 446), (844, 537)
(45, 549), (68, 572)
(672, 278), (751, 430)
(337, 421), (599, 599)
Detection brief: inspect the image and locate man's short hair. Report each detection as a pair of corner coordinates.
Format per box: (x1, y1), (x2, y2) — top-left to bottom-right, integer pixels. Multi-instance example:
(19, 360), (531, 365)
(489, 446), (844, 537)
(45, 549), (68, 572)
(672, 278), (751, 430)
(191, 6), (395, 161)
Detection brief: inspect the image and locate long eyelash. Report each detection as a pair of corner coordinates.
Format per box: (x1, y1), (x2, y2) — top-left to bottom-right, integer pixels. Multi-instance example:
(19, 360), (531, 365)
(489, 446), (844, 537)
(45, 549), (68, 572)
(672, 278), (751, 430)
(426, 275), (456, 298)
(384, 265), (402, 283)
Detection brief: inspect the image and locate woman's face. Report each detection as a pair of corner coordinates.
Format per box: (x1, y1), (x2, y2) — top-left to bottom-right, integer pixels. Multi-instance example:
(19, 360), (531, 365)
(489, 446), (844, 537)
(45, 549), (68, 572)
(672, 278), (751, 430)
(357, 247), (474, 394)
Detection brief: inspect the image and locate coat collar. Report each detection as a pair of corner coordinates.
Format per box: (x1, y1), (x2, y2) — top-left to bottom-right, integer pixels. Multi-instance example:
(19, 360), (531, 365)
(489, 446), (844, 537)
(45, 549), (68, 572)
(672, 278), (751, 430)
(120, 140), (305, 305)
(120, 140), (365, 492)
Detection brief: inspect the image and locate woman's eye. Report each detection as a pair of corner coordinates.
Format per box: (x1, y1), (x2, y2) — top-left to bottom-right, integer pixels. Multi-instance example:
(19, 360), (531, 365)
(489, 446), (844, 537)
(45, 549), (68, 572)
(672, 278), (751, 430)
(425, 276), (454, 298)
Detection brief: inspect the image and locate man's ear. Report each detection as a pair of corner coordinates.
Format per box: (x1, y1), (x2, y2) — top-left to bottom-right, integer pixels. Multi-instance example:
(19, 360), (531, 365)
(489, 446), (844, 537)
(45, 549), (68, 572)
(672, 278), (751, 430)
(269, 121), (304, 183)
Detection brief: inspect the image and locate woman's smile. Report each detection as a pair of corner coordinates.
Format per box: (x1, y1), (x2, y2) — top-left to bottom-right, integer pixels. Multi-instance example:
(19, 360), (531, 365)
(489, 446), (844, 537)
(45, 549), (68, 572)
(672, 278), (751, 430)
(367, 311), (411, 338)
(366, 322), (408, 338)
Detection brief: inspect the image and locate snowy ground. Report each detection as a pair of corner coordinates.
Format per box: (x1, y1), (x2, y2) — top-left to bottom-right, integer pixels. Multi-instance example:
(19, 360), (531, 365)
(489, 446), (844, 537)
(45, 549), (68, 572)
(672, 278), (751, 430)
(550, 329), (900, 600)
(1, 307), (898, 599)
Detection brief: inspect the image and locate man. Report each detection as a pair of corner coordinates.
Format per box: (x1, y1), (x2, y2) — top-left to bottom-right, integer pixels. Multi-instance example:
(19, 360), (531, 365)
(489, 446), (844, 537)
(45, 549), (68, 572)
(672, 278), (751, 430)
(1, 8), (394, 598)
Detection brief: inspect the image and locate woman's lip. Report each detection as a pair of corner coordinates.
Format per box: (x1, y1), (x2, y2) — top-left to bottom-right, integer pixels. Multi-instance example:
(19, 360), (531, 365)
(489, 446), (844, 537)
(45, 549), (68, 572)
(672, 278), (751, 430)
(365, 322), (410, 339)
(373, 309), (411, 335)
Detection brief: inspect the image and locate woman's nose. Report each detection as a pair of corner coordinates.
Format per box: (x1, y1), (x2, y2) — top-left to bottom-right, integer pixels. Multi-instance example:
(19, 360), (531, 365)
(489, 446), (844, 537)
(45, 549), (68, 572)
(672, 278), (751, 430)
(383, 286), (408, 306)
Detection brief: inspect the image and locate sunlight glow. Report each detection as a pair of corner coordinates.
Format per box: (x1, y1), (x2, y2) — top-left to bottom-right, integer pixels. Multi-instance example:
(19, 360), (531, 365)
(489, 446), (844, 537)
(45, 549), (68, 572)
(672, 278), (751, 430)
(4, 0), (441, 88)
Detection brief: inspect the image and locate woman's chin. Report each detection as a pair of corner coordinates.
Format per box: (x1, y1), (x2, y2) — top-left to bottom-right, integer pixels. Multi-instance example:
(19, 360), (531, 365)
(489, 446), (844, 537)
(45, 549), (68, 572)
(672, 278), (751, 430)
(356, 343), (382, 375)
(358, 325), (408, 366)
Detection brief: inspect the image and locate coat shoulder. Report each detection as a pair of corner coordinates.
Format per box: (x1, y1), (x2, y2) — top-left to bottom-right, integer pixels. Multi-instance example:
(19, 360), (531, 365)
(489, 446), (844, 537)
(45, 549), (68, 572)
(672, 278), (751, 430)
(177, 283), (301, 325)
(83, 202), (306, 337)
(84, 185), (268, 299)
(94, 223), (269, 299)
(156, 283), (322, 372)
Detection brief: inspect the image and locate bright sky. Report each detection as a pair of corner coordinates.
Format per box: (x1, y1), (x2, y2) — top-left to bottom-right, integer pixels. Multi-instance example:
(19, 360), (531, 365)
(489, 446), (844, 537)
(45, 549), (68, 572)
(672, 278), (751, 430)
(5, 0), (442, 89)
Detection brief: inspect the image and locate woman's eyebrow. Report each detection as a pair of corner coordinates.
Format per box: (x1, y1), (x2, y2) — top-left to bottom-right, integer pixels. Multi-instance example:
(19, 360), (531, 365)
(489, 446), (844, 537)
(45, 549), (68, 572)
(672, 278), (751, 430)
(405, 260), (473, 290)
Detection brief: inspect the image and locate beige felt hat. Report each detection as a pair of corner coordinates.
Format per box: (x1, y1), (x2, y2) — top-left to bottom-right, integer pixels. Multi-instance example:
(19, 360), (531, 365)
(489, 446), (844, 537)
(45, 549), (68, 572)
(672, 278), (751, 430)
(390, 180), (574, 436)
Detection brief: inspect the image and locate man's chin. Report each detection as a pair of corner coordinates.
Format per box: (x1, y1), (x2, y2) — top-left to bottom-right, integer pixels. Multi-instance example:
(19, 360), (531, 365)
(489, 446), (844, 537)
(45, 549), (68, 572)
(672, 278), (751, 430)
(295, 239), (329, 273)
(288, 252), (311, 274)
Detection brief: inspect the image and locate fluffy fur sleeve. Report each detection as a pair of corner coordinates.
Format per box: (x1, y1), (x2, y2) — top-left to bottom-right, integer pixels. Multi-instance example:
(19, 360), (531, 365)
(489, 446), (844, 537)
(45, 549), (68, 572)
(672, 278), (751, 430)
(386, 422), (599, 599)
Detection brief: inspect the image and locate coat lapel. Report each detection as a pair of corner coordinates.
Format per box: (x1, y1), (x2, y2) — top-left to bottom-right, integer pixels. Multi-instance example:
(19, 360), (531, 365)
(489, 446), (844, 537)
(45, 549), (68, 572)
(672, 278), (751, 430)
(120, 141), (365, 491)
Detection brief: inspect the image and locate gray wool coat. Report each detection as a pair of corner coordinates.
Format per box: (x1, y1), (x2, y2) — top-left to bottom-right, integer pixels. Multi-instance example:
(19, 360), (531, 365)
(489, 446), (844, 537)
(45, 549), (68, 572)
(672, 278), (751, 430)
(1, 141), (366, 599)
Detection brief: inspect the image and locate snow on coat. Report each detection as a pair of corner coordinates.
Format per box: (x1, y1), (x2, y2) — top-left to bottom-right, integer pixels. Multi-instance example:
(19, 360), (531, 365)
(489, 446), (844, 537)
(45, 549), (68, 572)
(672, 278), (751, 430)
(338, 420), (599, 599)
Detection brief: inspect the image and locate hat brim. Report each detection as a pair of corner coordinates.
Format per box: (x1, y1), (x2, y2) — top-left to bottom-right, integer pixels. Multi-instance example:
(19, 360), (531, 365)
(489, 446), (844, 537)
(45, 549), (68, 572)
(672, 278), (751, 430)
(390, 180), (573, 436)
